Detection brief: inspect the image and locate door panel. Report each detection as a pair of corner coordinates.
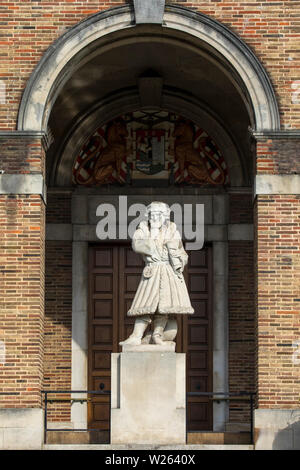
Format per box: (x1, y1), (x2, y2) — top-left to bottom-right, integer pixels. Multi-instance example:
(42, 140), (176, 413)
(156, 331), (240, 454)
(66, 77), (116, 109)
(183, 248), (213, 431)
(88, 246), (117, 430)
(88, 244), (213, 431)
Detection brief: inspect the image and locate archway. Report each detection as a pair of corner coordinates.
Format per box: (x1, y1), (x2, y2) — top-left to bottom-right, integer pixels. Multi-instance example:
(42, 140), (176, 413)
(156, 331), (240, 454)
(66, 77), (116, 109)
(18, 5), (279, 134)
(31, 4), (279, 438)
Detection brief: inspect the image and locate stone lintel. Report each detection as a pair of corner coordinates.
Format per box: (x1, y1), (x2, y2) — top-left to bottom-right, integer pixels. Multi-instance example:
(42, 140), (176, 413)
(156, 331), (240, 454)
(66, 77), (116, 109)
(46, 222), (254, 242)
(65, 223), (253, 242)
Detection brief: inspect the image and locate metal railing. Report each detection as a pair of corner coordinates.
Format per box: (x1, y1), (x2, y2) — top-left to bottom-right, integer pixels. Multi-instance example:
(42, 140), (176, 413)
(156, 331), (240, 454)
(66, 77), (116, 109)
(42, 389), (255, 445)
(186, 391), (256, 444)
(42, 386), (111, 445)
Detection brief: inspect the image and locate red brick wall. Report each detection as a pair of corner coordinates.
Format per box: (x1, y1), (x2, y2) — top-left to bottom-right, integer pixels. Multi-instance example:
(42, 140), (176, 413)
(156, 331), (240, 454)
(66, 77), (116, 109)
(0, 138), (45, 175)
(46, 192), (72, 224)
(254, 195), (300, 408)
(0, 195), (45, 408)
(44, 240), (72, 422)
(229, 240), (255, 423)
(0, 1), (299, 130)
(256, 139), (300, 174)
(230, 193), (253, 224)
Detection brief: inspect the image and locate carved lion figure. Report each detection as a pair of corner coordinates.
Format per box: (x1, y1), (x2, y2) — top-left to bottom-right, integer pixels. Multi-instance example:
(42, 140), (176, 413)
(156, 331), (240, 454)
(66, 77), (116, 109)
(173, 120), (225, 185)
(75, 119), (128, 185)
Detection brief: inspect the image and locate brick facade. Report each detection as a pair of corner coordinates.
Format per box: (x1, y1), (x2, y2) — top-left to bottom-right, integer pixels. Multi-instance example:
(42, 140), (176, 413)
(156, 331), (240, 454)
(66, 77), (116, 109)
(0, 137), (45, 175)
(254, 194), (300, 408)
(256, 138), (300, 174)
(229, 240), (255, 423)
(229, 193), (253, 224)
(46, 192), (72, 224)
(0, 0), (299, 130)
(228, 193), (255, 423)
(0, 195), (45, 408)
(44, 240), (72, 422)
(0, 0), (299, 447)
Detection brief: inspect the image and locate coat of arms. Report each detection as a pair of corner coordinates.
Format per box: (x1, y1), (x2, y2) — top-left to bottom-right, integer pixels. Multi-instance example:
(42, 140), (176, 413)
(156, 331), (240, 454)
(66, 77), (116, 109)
(135, 129), (165, 175)
(72, 111), (229, 186)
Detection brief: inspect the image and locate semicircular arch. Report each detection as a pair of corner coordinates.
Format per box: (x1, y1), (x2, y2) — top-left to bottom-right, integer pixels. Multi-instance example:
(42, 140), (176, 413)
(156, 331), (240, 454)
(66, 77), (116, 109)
(18, 5), (280, 134)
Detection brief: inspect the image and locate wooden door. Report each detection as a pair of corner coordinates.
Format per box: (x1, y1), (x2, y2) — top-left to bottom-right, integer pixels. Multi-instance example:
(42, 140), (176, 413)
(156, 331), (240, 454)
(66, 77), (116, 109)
(87, 245), (117, 431)
(88, 244), (212, 431)
(87, 244), (144, 431)
(181, 248), (213, 431)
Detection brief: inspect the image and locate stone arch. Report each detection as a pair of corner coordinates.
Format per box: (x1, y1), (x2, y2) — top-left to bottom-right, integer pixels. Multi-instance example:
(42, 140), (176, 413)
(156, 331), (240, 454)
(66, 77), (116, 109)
(18, 4), (280, 134)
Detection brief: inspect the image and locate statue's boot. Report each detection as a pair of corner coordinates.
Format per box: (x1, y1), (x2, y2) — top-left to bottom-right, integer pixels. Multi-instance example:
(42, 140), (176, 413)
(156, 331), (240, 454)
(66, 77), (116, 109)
(162, 315), (178, 342)
(152, 314), (168, 345)
(119, 316), (150, 346)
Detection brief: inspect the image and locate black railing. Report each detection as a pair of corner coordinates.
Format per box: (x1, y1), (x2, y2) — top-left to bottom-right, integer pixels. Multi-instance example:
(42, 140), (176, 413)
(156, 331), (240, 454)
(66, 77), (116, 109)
(42, 386), (111, 445)
(42, 389), (255, 445)
(186, 391), (256, 445)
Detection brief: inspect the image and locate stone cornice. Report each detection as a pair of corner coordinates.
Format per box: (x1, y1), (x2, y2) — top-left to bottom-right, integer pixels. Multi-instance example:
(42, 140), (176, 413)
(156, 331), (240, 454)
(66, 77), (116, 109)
(0, 173), (47, 203)
(254, 174), (300, 197)
(0, 130), (49, 150)
(0, 130), (46, 137)
(250, 129), (300, 140)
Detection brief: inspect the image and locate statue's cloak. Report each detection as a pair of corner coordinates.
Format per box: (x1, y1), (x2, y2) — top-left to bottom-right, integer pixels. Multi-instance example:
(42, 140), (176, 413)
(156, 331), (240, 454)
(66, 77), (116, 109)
(127, 221), (194, 316)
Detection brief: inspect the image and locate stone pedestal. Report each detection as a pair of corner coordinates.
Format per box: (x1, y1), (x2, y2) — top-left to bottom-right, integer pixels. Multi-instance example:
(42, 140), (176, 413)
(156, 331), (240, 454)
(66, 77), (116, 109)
(111, 349), (186, 445)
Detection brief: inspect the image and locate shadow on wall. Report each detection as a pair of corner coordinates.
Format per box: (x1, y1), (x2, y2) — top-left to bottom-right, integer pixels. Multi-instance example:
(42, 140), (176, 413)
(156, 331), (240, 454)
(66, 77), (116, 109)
(272, 419), (300, 450)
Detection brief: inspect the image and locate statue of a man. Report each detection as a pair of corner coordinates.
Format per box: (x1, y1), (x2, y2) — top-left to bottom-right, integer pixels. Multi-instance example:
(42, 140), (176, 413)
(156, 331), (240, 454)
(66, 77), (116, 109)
(120, 201), (194, 346)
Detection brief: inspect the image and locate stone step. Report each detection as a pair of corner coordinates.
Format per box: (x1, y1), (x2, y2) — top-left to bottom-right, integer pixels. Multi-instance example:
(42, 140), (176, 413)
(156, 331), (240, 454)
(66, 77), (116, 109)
(43, 444), (254, 451)
(46, 430), (252, 446)
(46, 430), (109, 445)
(187, 432), (252, 445)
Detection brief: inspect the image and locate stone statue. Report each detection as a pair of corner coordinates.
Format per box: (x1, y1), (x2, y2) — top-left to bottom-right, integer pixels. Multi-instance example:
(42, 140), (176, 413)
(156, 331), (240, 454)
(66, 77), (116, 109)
(120, 201), (194, 347)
